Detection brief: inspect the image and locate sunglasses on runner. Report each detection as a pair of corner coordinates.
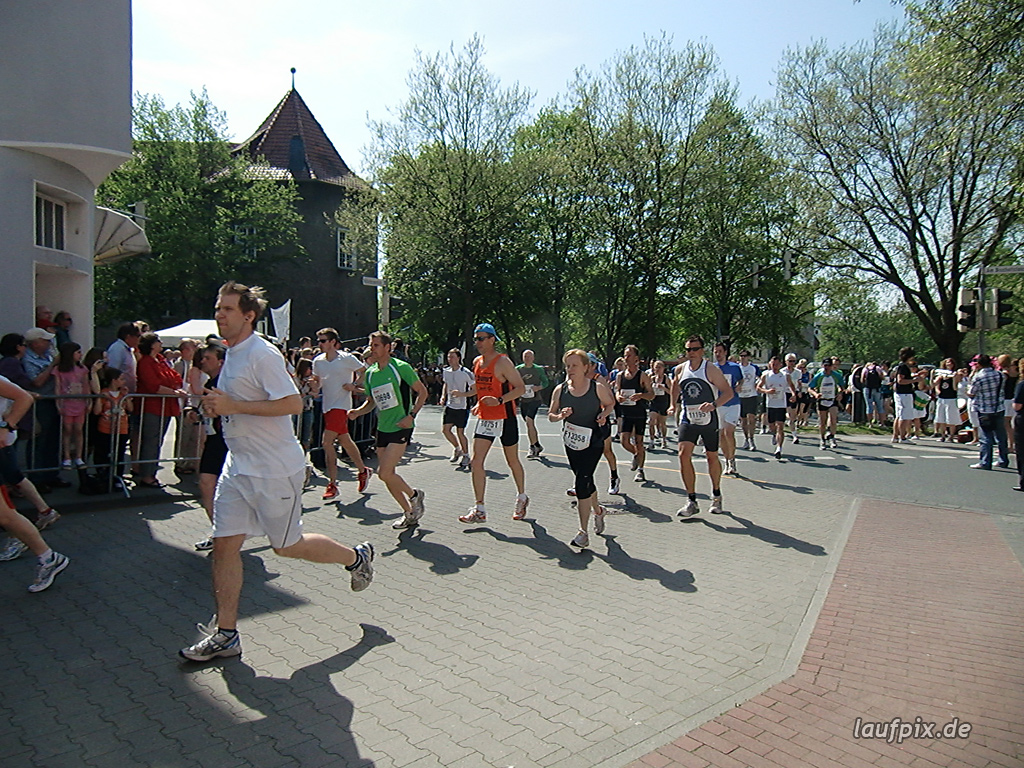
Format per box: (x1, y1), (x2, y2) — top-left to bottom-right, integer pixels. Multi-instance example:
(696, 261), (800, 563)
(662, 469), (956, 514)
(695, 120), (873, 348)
(685, 346), (703, 352)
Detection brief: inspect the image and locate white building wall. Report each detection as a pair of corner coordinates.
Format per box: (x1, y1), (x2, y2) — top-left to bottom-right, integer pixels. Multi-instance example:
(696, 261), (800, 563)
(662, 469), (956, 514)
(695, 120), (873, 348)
(0, 0), (132, 348)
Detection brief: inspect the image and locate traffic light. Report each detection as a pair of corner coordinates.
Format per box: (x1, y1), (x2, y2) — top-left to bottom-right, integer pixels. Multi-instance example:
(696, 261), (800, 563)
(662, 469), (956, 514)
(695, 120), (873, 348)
(957, 288), (980, 330)
(985, 288), (1014, 330)
(783, 251), (796, 281)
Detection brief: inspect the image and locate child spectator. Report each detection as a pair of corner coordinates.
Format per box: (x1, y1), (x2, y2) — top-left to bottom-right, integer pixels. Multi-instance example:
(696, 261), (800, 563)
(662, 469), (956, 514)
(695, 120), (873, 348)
(53, 342), (90, 469)
(93, 366), (132, 488)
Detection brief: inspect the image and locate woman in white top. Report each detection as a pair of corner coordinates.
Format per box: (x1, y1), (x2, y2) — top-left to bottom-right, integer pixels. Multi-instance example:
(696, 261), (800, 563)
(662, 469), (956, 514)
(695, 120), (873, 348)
(441, 349), (476, 470)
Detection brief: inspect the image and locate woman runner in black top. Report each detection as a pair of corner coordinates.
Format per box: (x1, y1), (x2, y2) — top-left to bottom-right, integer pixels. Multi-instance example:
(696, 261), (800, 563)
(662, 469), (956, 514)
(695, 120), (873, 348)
(549, 349), (616, 549)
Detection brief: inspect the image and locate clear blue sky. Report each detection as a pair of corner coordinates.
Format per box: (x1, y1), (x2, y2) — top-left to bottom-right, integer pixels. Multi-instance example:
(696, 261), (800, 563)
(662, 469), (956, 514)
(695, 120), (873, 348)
(133, 0), (904, 177)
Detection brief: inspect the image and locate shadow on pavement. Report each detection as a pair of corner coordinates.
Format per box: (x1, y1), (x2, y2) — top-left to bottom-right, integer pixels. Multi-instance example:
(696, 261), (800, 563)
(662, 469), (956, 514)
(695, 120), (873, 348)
(737, 477), (816, 494)
(596, 535), (697, 592)
(611, 494), (675, 523)
(335, 495), (391, 527)
(694, 512), (827, 556)
(181, 623), (395, 768)
(381, 527), (479, 574)
(464, 519), (593, 570)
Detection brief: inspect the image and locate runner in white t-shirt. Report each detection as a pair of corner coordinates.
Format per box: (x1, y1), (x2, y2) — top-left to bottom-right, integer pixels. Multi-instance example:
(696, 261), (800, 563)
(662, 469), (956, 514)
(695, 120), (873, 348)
(736, 350), (761, 451)
(180, 282), (375, 663)
(313, 328), (370, 501)
(441, 348), (476, 470)
(757, 355), (797, 460)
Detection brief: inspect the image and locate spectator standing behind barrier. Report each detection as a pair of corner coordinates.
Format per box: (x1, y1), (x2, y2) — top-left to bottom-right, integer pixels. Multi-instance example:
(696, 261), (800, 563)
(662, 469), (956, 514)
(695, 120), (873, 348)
(106, 322), (142, 472)
(860, 361), (885, 426)
(967, 354), (1009, 471)
(1012, 362), (1023, 492)
(92, 367), (132, 490)
(53, 342), (90, 470)
(173, 339), (204, 475)
(21, 328), (68, 489)
(53, 311), (73, 347)
(996, 354), (1018, 454)
(135, 333), (185, 488)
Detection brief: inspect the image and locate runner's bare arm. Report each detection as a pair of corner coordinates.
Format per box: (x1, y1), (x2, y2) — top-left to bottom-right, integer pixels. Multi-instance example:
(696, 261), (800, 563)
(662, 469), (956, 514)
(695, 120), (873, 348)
(705, 365), (734, 409)
(548, 384), (566, 422)
(596, 381), (617, 425)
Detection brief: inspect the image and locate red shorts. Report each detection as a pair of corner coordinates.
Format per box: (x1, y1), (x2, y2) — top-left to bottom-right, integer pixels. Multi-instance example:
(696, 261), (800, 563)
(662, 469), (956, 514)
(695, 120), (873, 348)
(323, 409), (350, 436)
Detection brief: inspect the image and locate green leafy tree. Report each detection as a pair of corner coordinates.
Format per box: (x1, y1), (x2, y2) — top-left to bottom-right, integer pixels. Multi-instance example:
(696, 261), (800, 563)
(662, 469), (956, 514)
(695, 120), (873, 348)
(571, 34), (722, 358)
(678, 93), (803, 353)
(774, 26), (1022, 360)
(96, 90), (302, 324)
(366, 37), (538, 353)
(512, 108), (596, 365)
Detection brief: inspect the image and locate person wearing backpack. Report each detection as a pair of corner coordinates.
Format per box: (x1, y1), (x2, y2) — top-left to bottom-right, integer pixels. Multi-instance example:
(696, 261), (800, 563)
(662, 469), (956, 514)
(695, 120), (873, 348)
(861, 361), (885, 427)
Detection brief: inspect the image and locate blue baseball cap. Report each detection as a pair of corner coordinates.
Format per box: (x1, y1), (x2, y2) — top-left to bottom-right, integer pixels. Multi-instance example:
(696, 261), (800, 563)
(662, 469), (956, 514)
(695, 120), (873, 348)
(474, 323), (501, 343)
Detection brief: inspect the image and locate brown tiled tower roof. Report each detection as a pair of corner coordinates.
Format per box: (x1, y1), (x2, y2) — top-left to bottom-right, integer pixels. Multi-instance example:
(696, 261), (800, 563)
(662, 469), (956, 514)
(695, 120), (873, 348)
(233, 89), (362, 188)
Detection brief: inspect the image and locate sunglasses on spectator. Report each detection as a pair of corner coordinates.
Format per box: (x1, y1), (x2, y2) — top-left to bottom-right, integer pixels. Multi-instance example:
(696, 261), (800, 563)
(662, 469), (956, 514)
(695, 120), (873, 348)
(473, 336), (490, 342)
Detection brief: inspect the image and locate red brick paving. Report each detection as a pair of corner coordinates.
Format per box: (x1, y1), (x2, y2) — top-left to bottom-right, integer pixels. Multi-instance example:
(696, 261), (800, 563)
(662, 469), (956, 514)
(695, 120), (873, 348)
(628, 501), (1024, 768)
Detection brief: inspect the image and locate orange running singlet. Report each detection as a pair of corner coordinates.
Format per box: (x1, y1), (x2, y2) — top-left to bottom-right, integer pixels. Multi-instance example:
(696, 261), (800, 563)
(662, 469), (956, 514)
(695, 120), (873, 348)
(474, 354), (515, 420)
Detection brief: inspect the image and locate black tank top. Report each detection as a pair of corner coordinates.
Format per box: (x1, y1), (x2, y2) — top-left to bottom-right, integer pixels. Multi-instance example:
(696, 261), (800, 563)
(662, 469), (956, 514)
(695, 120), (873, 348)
(561, 379), (602, 428)
(618, 369), (648, 414)
(936, 374), (956, 399)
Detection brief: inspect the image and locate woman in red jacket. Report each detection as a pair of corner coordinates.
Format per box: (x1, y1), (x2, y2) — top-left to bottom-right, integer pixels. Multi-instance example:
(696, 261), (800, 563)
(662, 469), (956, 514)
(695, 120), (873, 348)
(136, 333), (186, 487)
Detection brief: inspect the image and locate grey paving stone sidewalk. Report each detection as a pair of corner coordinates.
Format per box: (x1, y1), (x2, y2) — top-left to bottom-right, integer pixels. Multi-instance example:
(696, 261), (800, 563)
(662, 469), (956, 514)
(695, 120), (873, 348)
(1, 407), (853, 768)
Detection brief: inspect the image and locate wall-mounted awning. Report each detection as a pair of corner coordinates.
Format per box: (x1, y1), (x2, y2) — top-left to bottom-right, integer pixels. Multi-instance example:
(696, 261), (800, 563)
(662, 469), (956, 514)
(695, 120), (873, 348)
(93, 205), (150, 264)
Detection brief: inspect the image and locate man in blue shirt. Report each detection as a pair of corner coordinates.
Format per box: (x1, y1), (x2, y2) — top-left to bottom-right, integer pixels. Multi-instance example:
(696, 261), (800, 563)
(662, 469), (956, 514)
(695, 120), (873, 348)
(713, 342), (743, 476)
(21, 328), (67, 488)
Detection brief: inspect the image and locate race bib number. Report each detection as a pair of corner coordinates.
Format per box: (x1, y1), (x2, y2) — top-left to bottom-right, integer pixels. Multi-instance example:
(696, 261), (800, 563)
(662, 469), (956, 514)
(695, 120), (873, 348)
(523, 384), (535, 399)
(653, 383), (666, 396)
(221, 413), (239, 438)
(562, 421), (593, 451)
(372, 381), (399, 411)
(475, 418), (503, 438)
(686, 404), (711, 425)
(620, 388), (636, 405)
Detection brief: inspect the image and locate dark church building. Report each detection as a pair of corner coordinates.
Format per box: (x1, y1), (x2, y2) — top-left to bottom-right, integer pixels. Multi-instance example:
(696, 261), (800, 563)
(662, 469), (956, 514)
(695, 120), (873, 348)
(232, 88), (378, 345)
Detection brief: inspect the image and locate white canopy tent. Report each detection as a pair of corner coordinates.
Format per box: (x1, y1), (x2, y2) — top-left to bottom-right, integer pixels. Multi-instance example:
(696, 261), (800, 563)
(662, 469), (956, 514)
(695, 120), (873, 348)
(152, 320), (220, 348)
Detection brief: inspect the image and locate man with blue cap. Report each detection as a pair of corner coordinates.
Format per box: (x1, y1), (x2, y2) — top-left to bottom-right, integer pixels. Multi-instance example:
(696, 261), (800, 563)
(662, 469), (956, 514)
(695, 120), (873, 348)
(459, 323), (529, 524)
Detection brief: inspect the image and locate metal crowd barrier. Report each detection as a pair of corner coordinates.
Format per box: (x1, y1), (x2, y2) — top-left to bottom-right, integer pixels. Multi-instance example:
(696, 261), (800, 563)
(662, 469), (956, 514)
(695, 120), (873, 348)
(14, 391), (378, 498)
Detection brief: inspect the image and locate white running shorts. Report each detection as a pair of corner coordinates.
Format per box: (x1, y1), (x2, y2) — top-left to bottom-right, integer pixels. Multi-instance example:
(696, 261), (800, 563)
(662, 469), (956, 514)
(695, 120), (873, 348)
(213, 470), (305, 549)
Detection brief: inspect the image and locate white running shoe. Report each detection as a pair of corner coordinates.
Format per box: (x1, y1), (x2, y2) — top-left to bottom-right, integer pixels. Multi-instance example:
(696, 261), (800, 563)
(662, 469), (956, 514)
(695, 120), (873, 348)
(634, 468), (646, 482)
(179, 627), (241, 661)
(513, 494), (529, 520)
(409, 489), (425, 522)
(450, 449), (461, 463)
(677, 500), (699, 518)
(775, 448), (782, 460)
(593, 507), (606, 535)
(570, 531), (589, 549)
(348, 542), (375, 592)
(710, 496), (724, 514)
(459, 507), (487, 524)
(608, 476), (621, 495)
(28, 552), (70, 593)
